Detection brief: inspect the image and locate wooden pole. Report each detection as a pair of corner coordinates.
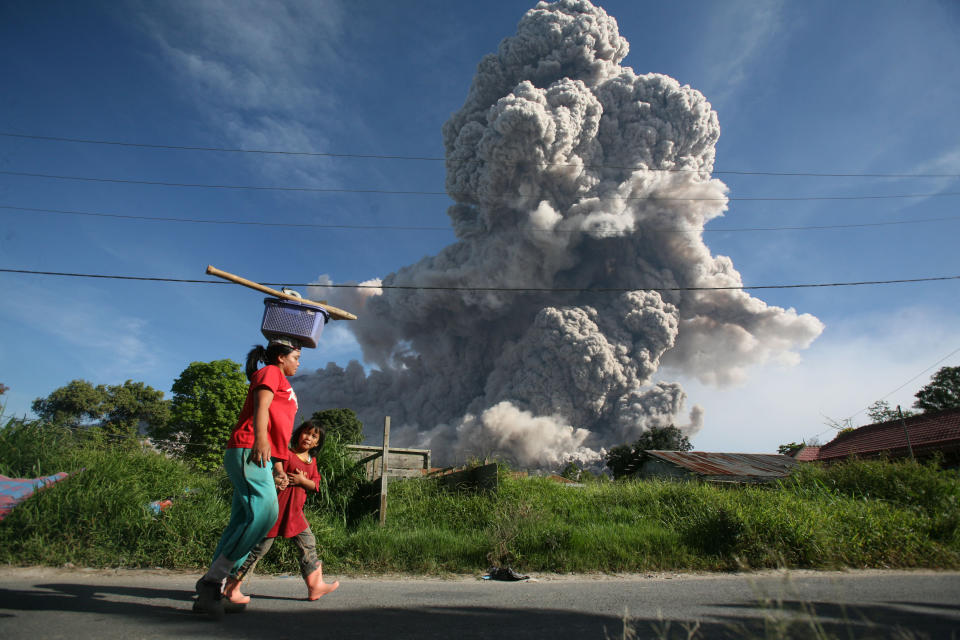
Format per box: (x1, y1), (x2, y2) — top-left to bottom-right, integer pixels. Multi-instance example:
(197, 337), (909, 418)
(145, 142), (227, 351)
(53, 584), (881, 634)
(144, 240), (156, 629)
(379, 416), (390, 526)
(897, 405), (915, 461)
(205, 265), (357, 320)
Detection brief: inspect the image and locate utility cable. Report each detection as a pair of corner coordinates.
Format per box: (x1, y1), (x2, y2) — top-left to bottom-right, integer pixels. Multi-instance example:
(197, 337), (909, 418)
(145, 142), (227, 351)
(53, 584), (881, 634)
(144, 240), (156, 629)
(0, 205), (452, 231)
(811, 344), (960, 441)
(844, 346), (960, 423)
(5, 204), (959, 234)
(1, 268), (958, 292)
(2, 170), (959, 201)
(3, 132), (959, 179)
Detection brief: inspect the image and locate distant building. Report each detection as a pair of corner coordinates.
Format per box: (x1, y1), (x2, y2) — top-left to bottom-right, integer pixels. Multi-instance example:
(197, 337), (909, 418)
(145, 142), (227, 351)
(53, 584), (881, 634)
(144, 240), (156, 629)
(793, 407), (960, 467)
(633, 451), (797, 484)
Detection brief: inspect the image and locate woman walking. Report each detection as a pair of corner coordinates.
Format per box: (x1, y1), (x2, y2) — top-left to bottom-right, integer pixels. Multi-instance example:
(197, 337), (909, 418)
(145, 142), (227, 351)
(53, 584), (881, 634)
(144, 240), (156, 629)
(194, 338), (301, 619)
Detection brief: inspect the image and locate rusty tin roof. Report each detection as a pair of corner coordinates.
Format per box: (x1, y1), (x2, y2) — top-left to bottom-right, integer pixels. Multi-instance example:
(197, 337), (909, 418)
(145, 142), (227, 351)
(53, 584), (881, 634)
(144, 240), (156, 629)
(642, 451), (797, 478)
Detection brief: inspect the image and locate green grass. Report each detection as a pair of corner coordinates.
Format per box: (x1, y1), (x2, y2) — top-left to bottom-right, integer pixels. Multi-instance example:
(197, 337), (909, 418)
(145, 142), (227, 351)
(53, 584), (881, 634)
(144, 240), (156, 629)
(1, 417), (958, 574)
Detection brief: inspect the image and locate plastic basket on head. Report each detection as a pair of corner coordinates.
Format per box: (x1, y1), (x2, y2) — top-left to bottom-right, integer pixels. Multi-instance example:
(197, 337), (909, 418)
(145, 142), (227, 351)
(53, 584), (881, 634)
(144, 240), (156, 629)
(261, 298), (329, 349)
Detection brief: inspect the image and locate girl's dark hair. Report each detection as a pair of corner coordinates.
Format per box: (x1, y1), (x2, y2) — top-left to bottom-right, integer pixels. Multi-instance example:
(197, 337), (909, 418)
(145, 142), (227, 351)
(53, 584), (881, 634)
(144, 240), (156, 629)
(245, 342), (299, 380)
(292, 420), (326, 452)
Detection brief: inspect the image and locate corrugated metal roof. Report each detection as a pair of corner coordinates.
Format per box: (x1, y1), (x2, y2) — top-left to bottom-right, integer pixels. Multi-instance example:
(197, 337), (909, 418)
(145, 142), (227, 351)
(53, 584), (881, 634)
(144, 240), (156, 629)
(642, 451), (797, 478)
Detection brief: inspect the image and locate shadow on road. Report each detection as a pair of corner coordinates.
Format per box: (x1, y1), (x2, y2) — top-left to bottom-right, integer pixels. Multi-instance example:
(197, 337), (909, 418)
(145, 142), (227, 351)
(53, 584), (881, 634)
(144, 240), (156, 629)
(708, 598), (960, 639)
(1, 584), (958, 639)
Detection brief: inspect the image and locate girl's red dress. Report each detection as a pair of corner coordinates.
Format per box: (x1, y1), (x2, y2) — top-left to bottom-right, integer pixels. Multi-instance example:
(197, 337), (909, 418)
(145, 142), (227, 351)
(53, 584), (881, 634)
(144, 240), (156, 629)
(267, 453), (320, 538)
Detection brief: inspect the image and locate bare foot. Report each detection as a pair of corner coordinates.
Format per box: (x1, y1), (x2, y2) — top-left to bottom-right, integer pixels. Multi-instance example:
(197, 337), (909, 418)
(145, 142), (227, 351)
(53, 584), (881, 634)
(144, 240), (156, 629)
(307, 579), (339, 601)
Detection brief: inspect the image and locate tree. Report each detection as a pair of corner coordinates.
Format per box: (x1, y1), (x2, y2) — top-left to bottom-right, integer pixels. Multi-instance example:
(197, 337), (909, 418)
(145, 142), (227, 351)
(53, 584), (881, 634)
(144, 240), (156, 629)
(161, 360), (248, 472)
(32, 379), (108, 427)
(559, 461), (582, 482)
(631, 424), (693, 452)
(604, 425), (693, 479)
(604, 444), (636, 479)
(777, 442), (804, 456)
(309, 408), (364, 445)
(32, 379), (169, 436)
(866, 400), (914, 424)
(913, 366), (960, 414)
(102, 380), (169, 435)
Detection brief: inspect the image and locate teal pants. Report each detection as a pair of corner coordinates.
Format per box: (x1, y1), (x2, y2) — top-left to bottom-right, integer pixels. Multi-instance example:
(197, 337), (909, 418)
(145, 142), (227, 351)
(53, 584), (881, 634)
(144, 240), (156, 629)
(212, 448), (279, 573)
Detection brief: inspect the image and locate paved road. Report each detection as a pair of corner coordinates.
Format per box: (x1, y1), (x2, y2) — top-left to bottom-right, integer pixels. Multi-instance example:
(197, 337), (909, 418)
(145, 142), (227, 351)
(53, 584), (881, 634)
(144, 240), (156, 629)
(0, 567), (958, 639)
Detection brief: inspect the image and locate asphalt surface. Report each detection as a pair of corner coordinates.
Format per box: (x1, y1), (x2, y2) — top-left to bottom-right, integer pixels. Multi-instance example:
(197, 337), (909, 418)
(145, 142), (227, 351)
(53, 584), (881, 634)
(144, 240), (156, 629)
(0, 567), (958, 639)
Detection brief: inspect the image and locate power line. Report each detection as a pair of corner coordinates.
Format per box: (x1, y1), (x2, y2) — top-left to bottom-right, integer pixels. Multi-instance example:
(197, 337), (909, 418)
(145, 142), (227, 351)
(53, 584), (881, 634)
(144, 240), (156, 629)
(0, 205), (452, 231)
(4, 131), (959, 179)
(3, 170), (959, 201)
(5, 204), (958, 234)
(1, 268), (958, 292)
(0, 132), (443, 162)
(813, 345), (960, 440)
(0, 170), (446, 196)
(844, 346), (960, 423)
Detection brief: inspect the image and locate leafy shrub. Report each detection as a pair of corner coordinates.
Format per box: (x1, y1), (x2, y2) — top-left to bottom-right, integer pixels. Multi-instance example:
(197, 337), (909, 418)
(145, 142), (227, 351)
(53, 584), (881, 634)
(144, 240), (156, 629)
(310, 434), (371, 524)
(786, 458), (960, 546)
(679, 505), (745, 557)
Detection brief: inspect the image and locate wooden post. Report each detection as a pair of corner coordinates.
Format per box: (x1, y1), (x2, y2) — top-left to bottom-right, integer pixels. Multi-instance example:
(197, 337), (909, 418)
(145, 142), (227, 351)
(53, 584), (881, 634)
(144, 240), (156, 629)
(205, 265), (357, 320)
(897, 405), (915, 461)
(379, 416), (390, 526)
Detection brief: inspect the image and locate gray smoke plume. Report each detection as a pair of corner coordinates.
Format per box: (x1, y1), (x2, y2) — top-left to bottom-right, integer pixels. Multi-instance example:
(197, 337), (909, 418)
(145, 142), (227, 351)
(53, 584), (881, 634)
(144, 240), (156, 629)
(295, 0), (823, 468)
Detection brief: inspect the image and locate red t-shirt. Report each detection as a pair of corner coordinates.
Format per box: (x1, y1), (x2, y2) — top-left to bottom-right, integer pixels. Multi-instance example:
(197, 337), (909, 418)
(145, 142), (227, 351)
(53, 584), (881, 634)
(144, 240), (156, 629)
(227, 365), (298, 461)
(268, 452), (321, 538)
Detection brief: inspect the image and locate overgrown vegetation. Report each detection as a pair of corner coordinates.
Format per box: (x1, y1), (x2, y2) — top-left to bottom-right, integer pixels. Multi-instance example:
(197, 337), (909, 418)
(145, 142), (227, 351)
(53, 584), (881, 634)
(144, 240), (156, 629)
(605, 425), (693, 479)
(1, 417), (958, 574)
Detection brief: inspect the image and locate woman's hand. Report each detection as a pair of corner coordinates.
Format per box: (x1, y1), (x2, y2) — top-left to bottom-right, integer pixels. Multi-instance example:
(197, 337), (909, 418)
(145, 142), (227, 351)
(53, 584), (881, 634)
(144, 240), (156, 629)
(249, 387), (275, 467)
(249, 436), (271, 468)
(273, 461), (289, 491)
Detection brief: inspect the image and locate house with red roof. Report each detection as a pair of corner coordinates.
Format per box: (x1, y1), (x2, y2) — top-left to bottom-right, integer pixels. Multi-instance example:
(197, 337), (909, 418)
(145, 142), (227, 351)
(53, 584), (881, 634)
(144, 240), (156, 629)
(792, 407), (960, 467)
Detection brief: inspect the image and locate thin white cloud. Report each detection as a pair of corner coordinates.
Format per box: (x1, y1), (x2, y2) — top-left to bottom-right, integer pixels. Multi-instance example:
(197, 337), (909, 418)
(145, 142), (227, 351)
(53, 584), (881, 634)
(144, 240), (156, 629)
(139, 0), (344, 110)
(0, 294), (160, 380)
(133, 0), (346, 184)
(697, 0), (787, 109)
(905, 146), (960, 195)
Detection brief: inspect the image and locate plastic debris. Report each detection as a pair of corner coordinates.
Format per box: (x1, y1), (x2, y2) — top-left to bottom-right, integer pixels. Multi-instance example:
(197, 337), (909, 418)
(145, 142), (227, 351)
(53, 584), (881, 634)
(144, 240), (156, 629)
(483, 566), (530, 581)
(146, 487), (198, 515)
(147, 499), (174, 515)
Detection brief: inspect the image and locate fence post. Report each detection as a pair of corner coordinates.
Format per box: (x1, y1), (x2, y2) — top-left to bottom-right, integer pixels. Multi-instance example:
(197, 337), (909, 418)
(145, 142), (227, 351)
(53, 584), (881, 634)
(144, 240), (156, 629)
(379, 416), (390, 526)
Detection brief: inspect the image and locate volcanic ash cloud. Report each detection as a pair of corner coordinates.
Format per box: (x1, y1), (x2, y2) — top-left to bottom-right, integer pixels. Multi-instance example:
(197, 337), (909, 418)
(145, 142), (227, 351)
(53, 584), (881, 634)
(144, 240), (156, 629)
(296, 0), (823, 468)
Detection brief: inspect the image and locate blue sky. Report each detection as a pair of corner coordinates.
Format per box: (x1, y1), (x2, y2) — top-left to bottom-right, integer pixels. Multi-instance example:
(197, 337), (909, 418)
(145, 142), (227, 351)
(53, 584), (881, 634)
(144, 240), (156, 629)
(1, 0), (959, 455)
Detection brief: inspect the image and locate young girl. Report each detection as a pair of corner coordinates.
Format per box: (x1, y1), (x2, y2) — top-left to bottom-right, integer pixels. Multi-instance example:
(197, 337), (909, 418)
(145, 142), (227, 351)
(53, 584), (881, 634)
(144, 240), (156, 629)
(194, 339), (302, 618)
(223, 420), (340, 603)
